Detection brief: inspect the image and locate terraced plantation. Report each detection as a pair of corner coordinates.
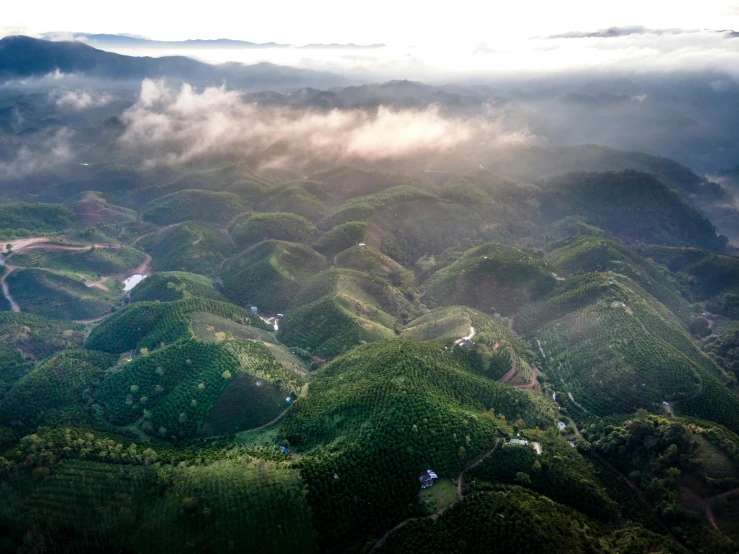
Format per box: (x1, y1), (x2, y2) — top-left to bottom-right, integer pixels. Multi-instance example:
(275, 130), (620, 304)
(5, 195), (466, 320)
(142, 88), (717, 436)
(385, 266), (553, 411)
(1, 156), (739, 553)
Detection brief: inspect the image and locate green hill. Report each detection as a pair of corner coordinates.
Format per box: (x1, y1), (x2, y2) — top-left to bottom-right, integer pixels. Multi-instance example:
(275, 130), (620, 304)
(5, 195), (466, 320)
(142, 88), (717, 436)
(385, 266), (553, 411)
(0, 350), (116, 431)
(142, 190), (246, 225)
(259, 180), (329, 222)
(129, 271), (226, 303)
(310, 166), (432, 204)
(220, 240), (328, 313)
(422, 243), (557, 317)
(96, 338), (305, 439)
(515, 272), (736, 422)
(402, 306), (534, 384)
(335, 244), (416, 298)
(277, 268), (415, 357)
(63, 191), (138, 226)
(546, 236), (691, 323)
(10, 245), (145, 278)
(0, 202), (78, 239)
(319, 185), (437, 229)
(636, 245), (739, 318)
(282, 340), (556, 550)
(229, 212), (319, 248)
(537, 171), (727, 251)
(313, 221), (367, 256)
(376, 487), (677, 554)
(85, 297), (268, 354)
(141, 221), (236, 276)
(6, 268), (121, 320)
(0, 312), (84, 397)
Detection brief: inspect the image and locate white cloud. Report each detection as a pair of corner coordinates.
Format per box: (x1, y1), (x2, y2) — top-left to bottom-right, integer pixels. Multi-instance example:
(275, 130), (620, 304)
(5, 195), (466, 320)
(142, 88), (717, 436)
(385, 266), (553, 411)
(54, 89), (113, 109)
(119, 80), (532, 170)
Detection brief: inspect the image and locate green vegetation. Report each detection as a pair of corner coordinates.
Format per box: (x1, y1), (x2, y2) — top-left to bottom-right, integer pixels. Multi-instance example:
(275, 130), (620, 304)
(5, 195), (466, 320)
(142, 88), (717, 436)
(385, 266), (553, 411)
(636, 245), (739, 318)
(142, 190), (246, 225)
(230, 212), (319, 248)
(220, 240), (327, 312)
(96, 338), (304, 439)
(335, 244), (417, 298)
(313, 221), (367, 256)
(10, 245), (145, 277)
(278, 268), (414, 357)
(0, 350), (115, 431)
(130, 271), (225, 303)
(6, 268), (121, 320)
(584, 413), (739, 552)
(319, 185), (437, 228)
(377, 487), (680, 554)
(141, 221), (236, 276)
(0, 312), (84, 397)
(423, 242), (556, 316)
(538, 171), (726, 251)
(283, 340), (555, 550)
(403, 306), (534, 384)
(0, 202), (78, 239)
(467, 430), (617, 520)
(546, 236), (691, 323)
(85, 297), (268, 353)
(515, 272), (722, 418)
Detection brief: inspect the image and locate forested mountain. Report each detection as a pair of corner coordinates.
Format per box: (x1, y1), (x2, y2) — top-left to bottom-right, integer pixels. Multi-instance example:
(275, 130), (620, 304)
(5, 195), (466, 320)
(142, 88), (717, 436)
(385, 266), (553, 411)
(1, 38), (739, 553)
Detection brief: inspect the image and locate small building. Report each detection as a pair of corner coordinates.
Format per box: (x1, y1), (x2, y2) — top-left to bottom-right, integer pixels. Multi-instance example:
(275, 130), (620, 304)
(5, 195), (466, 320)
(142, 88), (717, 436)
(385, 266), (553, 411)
(274, 324), (279, 331)
(358, 243), (366, 247)
(568, 441), (576, 448)
(551, 272), (558, 278)
(509, 438), (528, 446)
(250, 306), (258, 313)
(285, 397), (292, 404)
(281, 446), (289, 454)
(493, 313), (501, 319)
(558, 421), (567, 431)
(419, 469), (438, 488)
(277, 313), (284, 317)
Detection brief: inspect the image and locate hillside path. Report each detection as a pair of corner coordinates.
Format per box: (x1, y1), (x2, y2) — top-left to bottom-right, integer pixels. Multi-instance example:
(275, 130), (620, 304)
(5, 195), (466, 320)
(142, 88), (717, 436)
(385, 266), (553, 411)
(1, 266), (20, 312)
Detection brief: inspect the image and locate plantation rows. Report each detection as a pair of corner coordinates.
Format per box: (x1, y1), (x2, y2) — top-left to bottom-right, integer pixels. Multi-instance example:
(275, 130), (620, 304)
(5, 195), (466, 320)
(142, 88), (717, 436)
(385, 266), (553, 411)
(133, 458), (315, 554)
(11, 246), (145, 277)
(85, 297), (267, 353)
(675, 370), (739, 434)
(0, 350), (116, 430)
(536, 304), (702, 416)
(23, 461), (155, 533)
(95, 340), (240, 438)
(283, 341), (556, 548)
(422, 243), (556, 316)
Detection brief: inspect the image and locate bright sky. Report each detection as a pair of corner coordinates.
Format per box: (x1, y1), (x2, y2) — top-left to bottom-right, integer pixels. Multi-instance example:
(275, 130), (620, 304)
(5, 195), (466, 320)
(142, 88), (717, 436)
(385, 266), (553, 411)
(3, 0), (739, 46)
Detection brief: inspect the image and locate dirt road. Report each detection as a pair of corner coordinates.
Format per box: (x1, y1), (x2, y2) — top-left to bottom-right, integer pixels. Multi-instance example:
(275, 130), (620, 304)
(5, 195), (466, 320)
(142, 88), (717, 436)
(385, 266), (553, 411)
(1, 266), (20, 312)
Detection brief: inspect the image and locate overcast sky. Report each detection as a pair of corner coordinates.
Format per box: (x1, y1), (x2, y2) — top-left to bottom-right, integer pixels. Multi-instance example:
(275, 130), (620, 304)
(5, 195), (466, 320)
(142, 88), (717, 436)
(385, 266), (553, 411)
(4, 1), (739, 80)
(3, 0), (739, 46)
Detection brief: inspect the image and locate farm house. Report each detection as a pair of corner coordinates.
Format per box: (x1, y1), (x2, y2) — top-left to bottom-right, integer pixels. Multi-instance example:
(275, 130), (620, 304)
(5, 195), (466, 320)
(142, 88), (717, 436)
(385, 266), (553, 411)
(419, 469), (438, 488)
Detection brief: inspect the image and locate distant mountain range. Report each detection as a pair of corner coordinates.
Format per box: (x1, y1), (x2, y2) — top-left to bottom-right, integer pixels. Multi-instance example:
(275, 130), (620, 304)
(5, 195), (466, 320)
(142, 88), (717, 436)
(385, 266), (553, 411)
(40, 33), (387, 50)
(0, 36), (348, 89)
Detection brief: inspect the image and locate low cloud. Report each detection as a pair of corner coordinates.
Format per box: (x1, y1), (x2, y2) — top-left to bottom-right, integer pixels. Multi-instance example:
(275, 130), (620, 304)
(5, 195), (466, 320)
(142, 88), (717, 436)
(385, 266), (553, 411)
(54, 89), (114, 109)
(119, 79), (532, 170)
(547, 26), (690, 39)
(0, 129), (74, 178)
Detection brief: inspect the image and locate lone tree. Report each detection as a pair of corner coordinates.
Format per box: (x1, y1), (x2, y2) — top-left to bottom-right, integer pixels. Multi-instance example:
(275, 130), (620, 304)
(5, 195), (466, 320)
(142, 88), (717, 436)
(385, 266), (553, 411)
(5, 244), (12, 252)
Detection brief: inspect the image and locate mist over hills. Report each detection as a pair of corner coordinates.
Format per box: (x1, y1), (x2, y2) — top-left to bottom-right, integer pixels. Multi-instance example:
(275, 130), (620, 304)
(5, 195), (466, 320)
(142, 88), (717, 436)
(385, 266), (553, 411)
(1, 31), (739, 553)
